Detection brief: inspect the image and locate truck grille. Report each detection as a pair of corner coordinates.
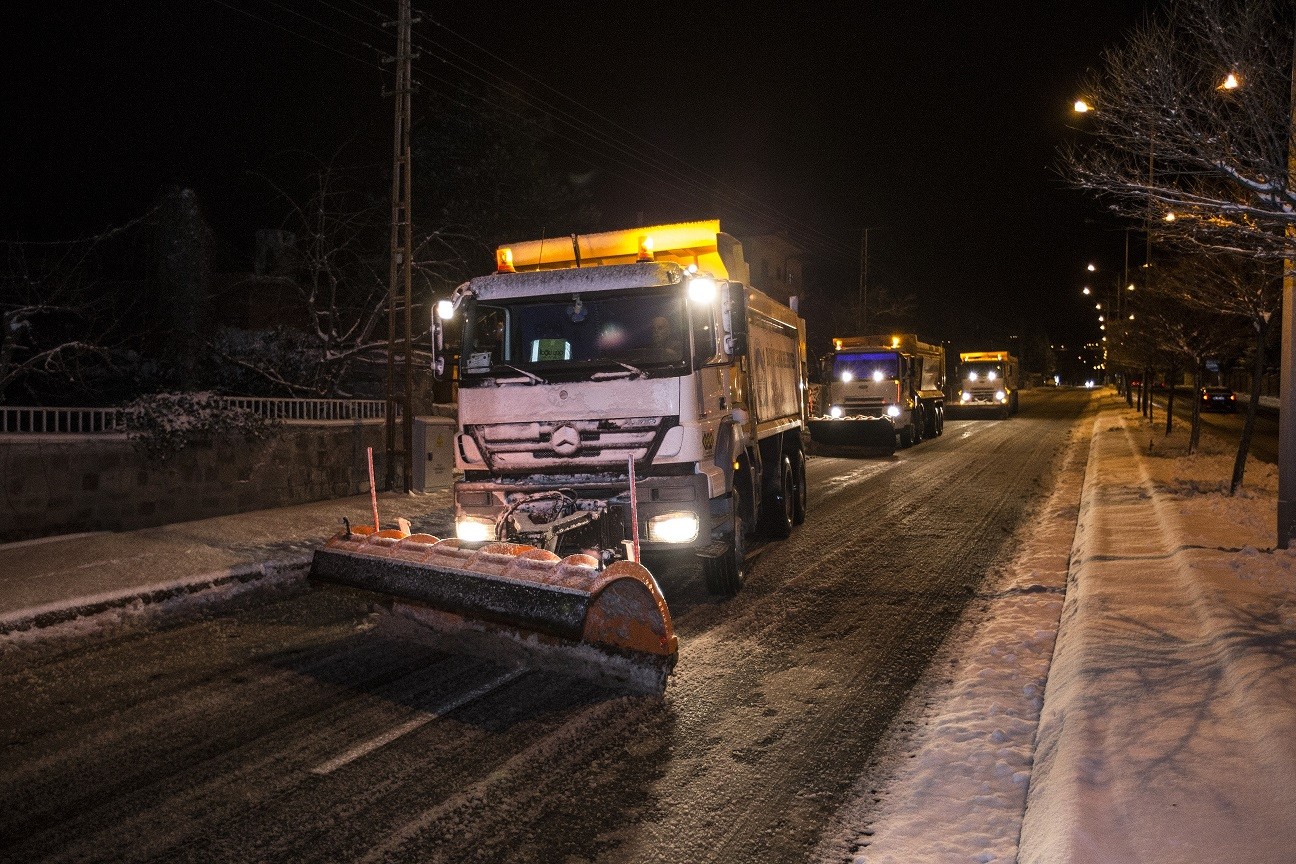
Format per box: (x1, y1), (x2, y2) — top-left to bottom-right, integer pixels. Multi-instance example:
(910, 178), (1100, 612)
(842, 397), (887, 414)
(467, 416), (676, 472)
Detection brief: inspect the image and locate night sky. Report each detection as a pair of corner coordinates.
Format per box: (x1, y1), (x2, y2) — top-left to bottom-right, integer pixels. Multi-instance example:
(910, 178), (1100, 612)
(3, 1), (1153, 355)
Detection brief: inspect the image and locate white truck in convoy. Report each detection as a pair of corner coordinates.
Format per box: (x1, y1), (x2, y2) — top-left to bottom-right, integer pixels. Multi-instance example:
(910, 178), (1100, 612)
(955, 350), (1019, 417)
(434, 220), (810, 597)
(808, 333), (946, 452)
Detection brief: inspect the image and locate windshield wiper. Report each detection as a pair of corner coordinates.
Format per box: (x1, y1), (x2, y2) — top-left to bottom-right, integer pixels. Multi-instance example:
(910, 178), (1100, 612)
(591, 361), (648, 381)
(491, 363), (546, 385)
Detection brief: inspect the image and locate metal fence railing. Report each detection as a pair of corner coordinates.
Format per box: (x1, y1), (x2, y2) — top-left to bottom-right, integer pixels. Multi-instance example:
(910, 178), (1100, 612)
(0, 406), (128, 434)
(1, 397), (398, 435)
(218, 397), (394, 422)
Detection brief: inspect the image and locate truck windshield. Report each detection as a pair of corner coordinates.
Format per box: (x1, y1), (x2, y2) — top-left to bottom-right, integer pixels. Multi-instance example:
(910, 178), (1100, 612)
(462, 288), (694, 379)
(960, 362), (1003, 381)
(834, 351), (899, 381)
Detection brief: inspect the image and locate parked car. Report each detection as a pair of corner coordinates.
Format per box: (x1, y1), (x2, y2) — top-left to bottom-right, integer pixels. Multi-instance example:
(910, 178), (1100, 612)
(1200, 386), (1239, 413)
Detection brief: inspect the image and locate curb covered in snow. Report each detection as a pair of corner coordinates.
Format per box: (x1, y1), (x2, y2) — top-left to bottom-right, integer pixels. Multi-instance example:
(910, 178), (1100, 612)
(0, 555), (313, 640)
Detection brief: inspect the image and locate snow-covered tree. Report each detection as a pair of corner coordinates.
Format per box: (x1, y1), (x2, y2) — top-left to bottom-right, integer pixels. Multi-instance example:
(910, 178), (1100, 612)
(1151, 252), (1277, 484)
(214, 158), (436, 398)
(1062, 0), (1295, 263)
(0, 220), (147, 404)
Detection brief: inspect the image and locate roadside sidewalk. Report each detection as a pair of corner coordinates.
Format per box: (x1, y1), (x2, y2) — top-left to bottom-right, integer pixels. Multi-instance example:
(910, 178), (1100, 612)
(0, 489), (453, 641)
(1019, 397), (1296, 863)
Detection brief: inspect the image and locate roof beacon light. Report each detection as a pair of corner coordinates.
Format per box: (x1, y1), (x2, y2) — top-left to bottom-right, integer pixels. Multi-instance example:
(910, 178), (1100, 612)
(637, 235), (655, 262)
(496, 247), (515, 273)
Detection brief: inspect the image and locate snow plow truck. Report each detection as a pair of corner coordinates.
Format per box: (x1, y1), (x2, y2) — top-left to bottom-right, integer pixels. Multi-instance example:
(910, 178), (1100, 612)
(310, 220), (810, 695)
(955, 350), (1019, 417)
(808, 333), (946, 453)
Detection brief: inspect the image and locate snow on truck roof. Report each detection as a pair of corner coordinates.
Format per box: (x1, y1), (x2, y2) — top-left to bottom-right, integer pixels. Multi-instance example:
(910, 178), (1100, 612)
(468, 261), (685, 301)
(959, 351), (1014, 362)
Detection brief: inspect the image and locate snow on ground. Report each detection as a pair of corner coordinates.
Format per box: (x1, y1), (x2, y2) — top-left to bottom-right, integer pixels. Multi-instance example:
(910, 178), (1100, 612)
(815, 391), (1296, 864)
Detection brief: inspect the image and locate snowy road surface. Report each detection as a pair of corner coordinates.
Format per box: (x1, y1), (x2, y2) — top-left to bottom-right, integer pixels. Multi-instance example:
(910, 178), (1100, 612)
(0, 389), (1091, 864)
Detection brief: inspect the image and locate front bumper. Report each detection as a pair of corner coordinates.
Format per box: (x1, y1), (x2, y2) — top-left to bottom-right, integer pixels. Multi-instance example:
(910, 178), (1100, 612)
(454, 472), (715, 553)
(808, 416), (898, 446)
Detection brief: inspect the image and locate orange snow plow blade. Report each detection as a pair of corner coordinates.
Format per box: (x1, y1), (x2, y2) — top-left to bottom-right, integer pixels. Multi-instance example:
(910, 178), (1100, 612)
(309, 526), (678, 695)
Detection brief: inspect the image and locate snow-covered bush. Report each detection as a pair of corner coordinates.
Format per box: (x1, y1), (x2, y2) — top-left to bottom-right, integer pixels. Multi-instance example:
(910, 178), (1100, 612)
(124, 392), (277, 458)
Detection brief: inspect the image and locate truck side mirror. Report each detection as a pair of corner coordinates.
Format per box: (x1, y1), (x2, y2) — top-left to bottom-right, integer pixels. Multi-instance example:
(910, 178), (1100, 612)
(431, 291), (472, 381)
(722, 282), (748, 356)
(431, 314), (446, 379)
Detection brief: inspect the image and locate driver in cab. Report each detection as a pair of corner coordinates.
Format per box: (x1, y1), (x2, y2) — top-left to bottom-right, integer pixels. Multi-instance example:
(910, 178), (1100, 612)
(644, 315), (683, 363)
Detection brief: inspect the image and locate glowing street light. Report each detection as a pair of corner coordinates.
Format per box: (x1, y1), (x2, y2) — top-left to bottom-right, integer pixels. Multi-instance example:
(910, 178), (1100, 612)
(1083, 286), (1091, 295)
(1220, 72), (1241, 90)
(1074, 99), (1092, 113)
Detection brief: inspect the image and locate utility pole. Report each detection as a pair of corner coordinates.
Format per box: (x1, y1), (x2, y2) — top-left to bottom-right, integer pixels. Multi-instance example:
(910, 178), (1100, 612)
(857, 227), (872, 333)
(1277, 33), (1296, 547)
(384, 0), (416, 492)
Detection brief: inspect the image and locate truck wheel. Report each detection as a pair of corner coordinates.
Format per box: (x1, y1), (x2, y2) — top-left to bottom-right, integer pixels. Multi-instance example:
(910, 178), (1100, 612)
(899, 424), (914, 448)
(934, 404), (945, 436)
(912, 406), (925, 444)
(704, 485), (747, 597)
(791, 449), (807, 526)
(761, 456), (795, 539)
(924, 404), (939, 439)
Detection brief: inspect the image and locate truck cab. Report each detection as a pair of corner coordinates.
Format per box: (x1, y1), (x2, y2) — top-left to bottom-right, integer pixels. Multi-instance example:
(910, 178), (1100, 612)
(435, 221), (808, 596)
(809, 334), (946, 451)
(956, 351), (1020, 417)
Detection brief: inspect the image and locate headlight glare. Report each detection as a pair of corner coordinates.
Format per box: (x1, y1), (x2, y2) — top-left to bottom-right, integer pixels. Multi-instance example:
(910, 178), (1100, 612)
(647, 512), (700, 543)
(886, 404), (901, 418)
(456, 517), (494, 543)
(830, 405), (844, 418)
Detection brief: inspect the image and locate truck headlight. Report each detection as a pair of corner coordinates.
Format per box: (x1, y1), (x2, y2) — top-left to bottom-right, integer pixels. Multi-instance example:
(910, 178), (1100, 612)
(647, 512), (700, 543)
(688, 276), (717, 303)
(886, 405), (901, 418)
(830, 405), (844, 418)
(995, 390), (1007, 402)
(455, 517), (495, 543)
(961, 391), (971, 402)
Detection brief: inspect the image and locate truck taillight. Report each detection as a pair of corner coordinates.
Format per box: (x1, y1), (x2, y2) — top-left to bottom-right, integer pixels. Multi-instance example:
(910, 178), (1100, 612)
(637, 235), (655, 262)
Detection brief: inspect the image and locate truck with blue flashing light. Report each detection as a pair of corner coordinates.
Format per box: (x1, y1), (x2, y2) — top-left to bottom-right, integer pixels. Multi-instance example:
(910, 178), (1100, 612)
(808, 333), (945, 453)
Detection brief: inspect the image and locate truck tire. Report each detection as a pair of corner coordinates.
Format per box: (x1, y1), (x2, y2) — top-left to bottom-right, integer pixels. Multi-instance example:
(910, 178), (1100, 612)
(704, 485), (747, 597)
(761, 456), (795, 539)
(924, 403), (940, 439)
(911, 406), (925, 444)
(791, 448), (807, 526)
(899, 424), (914, 448)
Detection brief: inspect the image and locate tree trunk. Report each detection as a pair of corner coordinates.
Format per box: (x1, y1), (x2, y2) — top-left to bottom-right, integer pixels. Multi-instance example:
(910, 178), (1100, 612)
(1231, 322), (1267, 495)
(1164, 363), (1177, 435)
(1189, 362), (1202, 455)
(1147, 367), (1155, 427)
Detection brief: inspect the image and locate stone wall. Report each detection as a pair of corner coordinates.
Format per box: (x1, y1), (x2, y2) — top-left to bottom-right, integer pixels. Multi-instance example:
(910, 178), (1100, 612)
(0, 421), (394, 544)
